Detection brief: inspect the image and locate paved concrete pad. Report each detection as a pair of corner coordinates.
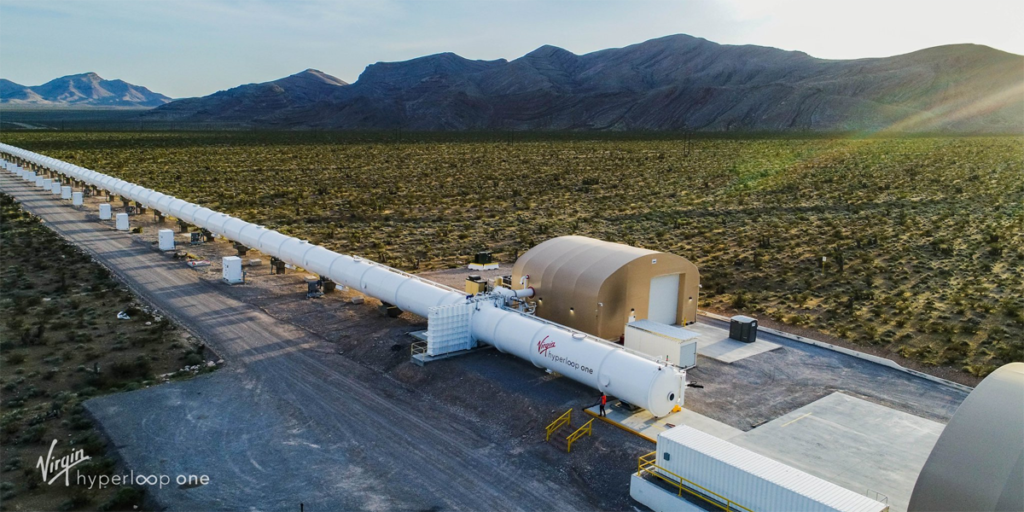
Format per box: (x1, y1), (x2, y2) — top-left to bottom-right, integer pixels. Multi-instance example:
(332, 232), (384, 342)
(731, 392), (943, 512)
(586, 402), (743, 442)
(684, 321), (781, 363)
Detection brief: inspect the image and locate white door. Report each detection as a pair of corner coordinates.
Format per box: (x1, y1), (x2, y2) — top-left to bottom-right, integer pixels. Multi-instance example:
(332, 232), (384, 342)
(648, 274), (680, 325)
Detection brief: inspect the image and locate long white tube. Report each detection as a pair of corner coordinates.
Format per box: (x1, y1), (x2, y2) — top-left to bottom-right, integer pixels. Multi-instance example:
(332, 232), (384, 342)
(0, 143), (684, 416)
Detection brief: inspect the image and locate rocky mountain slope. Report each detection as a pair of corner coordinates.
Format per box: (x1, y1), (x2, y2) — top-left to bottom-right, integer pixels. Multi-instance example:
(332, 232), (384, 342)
(153, 34), (1024, 132)
(0, 73), (171, 107)
(143, 69), (347, 123)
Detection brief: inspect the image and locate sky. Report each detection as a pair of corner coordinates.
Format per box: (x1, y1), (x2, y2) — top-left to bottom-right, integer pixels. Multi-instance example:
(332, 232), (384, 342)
(1, 0), (1022, 98)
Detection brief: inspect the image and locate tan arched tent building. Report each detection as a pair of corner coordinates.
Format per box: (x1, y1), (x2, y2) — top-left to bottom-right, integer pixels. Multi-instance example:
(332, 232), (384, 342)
(512, 236), (700, 339)
(908, 362), (1024, 512)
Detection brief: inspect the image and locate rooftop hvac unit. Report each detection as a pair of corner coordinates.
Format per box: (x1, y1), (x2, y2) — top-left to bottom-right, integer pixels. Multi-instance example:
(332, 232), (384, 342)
(72, 192), (83, 206)
(158, 229), (175, 251)
(222, 256), (243, 284)
(729, 315), (758, 343)
(98, 203), (112, 220)
(115, 213), (129, 231)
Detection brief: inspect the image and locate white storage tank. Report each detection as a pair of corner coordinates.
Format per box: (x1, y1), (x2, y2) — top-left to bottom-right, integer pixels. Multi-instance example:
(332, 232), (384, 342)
(115, 212), (129, 231)
(72, 192), (84, 206)
(222, 256), (243, 284)
(158, 229), (175, 251)
(625, 320), (699, 369)
(61, 186), (72, 199)
(99, 203), (112, 220)
(632, 425), (889, 512)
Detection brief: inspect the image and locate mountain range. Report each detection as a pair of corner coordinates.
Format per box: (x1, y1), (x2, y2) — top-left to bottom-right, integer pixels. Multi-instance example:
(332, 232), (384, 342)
(8, 35), (1024, 131)
(0, 73), (171, 107)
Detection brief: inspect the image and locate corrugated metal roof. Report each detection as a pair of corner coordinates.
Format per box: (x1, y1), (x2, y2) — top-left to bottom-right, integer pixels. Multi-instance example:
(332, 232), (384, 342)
(660, 426), (888, 512)
(627, 320), (701, 341)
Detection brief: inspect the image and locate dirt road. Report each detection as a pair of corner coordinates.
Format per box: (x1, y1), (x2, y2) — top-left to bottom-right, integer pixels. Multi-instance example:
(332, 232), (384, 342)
(1, 175), (591, 510)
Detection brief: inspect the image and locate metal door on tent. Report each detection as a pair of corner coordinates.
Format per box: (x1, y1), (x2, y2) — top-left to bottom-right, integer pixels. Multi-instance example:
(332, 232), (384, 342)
(648, 274), (680, 325)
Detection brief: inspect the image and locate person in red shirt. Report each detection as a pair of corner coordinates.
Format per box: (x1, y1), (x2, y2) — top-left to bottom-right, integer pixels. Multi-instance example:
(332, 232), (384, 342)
(599, 393), (608, 417)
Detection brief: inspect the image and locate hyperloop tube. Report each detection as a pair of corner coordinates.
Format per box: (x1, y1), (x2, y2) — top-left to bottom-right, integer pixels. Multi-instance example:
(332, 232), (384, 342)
(0, 144), (685, 417)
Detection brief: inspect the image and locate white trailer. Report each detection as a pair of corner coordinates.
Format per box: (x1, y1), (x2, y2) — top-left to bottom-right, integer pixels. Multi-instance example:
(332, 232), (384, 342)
(632, 425), (889, 512)
(625, 320), (698, 369)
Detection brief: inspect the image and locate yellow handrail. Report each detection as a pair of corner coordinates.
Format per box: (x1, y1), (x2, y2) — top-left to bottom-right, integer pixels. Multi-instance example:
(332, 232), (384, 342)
(567, 418), (594, 452)
(636, 452), (754, 512)
(545, 409), (572, 441)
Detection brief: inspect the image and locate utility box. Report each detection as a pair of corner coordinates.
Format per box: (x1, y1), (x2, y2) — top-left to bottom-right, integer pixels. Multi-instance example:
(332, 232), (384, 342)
(115, 213), (129, 231)
(625, 319), (699, 368)
(72, 192), (83, 206)
(41, 178), (52, 190)
(51, 182), (61, 194)
(36, 177), (46, 188)
(222, 256), (244, 284)
(158, 229), (175, 251)
(465, 275), (487, 295)
(61, 186), (72, 199)
(469, 251), (499, 270)
(729, 315), (758, 343)
(98, 203), (112, 220)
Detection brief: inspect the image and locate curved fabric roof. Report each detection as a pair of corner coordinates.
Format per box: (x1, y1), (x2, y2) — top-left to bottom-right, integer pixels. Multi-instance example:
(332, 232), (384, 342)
(909, 362), (1024, 512)
(515, 236), (659, 298)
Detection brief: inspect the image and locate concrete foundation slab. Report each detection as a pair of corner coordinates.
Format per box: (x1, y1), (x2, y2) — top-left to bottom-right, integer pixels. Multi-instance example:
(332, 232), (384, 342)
(586, 402), (743, 442)
(685, 321), (781, 363)
(731, 392), (943, 512)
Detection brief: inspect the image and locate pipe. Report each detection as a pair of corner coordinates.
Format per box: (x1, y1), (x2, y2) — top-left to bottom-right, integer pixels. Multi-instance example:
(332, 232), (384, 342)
(0, 143), (685, 417)
(493, 286), (535, 299)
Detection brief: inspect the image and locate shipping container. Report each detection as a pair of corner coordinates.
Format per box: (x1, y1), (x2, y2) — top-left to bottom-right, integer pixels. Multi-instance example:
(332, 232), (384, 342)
(654, 426), (888, 512)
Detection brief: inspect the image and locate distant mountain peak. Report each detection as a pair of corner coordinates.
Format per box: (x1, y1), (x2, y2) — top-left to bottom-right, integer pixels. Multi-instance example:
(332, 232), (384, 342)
(524, 45), (578, 59)
(282, 69), (348, 86)
(0, 73), (171, 107)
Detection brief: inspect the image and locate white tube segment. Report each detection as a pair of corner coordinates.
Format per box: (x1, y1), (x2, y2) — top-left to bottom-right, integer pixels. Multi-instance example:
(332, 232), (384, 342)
(0, 145), (685, 417)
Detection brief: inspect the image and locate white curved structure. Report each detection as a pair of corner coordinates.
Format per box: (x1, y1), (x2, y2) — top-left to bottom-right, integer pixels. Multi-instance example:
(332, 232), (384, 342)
(1, 143), (685, 416)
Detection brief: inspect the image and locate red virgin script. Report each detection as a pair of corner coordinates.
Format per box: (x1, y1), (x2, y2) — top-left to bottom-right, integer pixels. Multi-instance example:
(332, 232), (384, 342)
(537, 336), (556, 356)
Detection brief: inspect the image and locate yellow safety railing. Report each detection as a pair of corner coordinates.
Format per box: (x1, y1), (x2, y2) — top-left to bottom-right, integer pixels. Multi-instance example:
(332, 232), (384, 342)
(545, 409), (572, 441)
(566, 418), (594, 452)
(410, 341), (427, 357)
(637, 452), (753, 512)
